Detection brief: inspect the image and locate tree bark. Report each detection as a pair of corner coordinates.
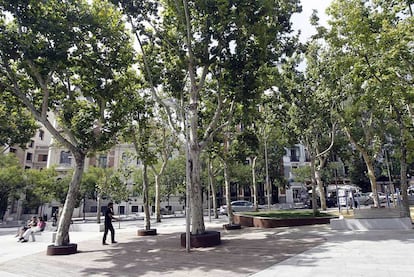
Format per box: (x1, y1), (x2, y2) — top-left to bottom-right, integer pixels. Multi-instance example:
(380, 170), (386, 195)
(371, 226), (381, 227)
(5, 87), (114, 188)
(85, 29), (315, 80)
(398, 120), (410, 217)
(250, 156), (258, 211)
(211, 180), (218, 219)
(315, 169), (326, 210)
(207, 158), (218, 219)
(96, 193), (101, 224)
(344, 128), (380, 207)
(310, 157), (318, 216)
(143, 164), (151, 230)
(189, 146), (205, 234)
(154, 174), (161, 223)
(223, 159), (234, 225)
(264, 139), (271, 209)
(55, 153), (85, 246)
(361, 151), (380, 207)
(151, 140), (170, 223)
(315, 157), (327, 211)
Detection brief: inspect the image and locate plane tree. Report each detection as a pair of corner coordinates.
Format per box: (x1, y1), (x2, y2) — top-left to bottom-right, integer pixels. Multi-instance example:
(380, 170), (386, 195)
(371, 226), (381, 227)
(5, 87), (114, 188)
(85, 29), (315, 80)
(113, 0), (302, 237)
(0, 0), (135, 246)
(149, 124), (178, 223)
(321, 0), (414, 212)
(267, 39), (336, 214)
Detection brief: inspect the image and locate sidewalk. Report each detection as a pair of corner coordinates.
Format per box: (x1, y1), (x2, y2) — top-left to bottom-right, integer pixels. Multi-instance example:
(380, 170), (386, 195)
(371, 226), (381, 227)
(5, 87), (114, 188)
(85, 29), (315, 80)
(0, 217), (413, 276)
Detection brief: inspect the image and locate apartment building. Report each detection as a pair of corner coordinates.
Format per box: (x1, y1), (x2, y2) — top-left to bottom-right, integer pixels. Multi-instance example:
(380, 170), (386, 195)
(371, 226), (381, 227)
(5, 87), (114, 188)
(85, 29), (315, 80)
(6, 126), (52, 170)
(3, 126), (52, 221)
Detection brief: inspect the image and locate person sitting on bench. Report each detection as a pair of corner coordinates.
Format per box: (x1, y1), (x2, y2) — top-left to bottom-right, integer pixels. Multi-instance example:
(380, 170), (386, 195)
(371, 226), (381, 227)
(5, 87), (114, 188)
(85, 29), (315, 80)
(15, 216), (37, 238)
(19, 217), (46, 242)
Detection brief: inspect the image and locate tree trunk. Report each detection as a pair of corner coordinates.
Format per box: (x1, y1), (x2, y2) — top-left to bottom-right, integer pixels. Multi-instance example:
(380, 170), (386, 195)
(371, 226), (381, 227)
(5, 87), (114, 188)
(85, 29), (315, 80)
(315, 169), (327, 210)
(154, 174), (161, 223)
(207, 157), (213, 220)
(250, 156), (258, 211)
(361, 151), (380, 207)
(344, 128), (380, 207)
(223, 159), (234, 225)
(143, 164), (151, 230)
(55, 153), (85, 246)
(189, 145), (205, 234)
(96, 193), (101, 224)
(310, 158), (318, 216)
(211, 180), (218, 219)
(151, 154), (169, 223)
(399, 122), (410, 217)
(208, 158), (218, 219)
(264, 139), (271, 209)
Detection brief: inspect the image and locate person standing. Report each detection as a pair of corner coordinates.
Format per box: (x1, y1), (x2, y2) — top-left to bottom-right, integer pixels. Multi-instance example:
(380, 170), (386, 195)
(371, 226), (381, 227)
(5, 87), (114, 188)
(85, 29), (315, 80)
(102, 202), (117, 245)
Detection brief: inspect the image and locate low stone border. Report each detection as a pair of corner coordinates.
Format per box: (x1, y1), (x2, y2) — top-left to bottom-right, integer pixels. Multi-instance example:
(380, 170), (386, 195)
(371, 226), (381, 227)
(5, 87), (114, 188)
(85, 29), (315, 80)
(46, 243), (78, 255)
(180, 231), (221, 248)
(234, 214), (334, 228)
(137, 229), (157, 236)
(331, 215), (413, 230)
(353, 207), (405, 219)
(223, 223), (241, 230)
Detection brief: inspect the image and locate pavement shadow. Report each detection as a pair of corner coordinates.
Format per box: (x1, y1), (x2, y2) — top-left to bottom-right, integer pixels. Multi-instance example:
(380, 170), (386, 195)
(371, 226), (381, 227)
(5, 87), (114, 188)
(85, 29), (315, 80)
(76, 227), (325, 277)
(3, 225), (413, 276)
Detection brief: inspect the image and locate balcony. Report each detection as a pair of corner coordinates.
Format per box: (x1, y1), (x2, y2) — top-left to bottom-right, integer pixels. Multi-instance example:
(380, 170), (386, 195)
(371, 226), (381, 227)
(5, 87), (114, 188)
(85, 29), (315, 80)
(290, 155), (300, 162)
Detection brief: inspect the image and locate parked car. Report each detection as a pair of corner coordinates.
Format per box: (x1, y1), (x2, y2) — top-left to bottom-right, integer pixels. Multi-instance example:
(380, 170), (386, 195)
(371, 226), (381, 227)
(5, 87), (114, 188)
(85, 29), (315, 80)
(369, 192), (387, 203)
(353, 192), (372, 205)
(306, 197), (336, 209)
(219, 200), (255, 215)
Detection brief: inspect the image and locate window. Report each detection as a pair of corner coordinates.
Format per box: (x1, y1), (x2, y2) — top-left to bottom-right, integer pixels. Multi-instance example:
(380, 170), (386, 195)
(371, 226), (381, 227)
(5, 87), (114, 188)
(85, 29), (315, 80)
(59, 151), (72, 164)
(290, 147), (300, 162)
(38, 154), (48, 162)
(98, 155), (107, 168)
(122, 152), (128, 161)
(26, 152), (33, 161)
(131, 206), (139, 213)
(28, 140), (34, 148)
(39, 130), (45, 140)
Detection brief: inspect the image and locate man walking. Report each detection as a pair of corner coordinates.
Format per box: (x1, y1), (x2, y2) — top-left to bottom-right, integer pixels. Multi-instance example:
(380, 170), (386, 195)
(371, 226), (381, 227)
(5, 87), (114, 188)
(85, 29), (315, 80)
(102, 202), (117, 245)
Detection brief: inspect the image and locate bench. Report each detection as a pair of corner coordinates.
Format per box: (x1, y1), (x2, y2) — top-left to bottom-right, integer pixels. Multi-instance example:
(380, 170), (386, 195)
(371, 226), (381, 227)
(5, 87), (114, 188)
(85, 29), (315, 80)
(30, 230), (43, 242)
(30, 223), (47, 242)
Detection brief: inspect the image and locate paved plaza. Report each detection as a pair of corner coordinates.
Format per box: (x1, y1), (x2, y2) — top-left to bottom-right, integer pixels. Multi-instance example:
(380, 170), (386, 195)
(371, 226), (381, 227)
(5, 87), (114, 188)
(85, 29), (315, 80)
(1, 216), (413, 277)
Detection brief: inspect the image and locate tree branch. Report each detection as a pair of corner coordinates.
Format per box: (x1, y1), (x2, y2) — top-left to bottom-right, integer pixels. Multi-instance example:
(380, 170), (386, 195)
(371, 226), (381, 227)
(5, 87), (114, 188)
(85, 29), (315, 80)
(129, 17), (180, 135)
(315, 121), (337, 158)
(182, 0), (197, 91)
(4, 62), (78, 155)
(363, 54), (382, 83)
(200, 100), (235, 150)
(26, 60), (50, 121)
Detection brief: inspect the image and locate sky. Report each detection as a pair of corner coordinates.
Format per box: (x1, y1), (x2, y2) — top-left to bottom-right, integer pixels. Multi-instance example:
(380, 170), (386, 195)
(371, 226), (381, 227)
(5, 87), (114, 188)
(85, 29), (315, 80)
(291, 0), (333, 42)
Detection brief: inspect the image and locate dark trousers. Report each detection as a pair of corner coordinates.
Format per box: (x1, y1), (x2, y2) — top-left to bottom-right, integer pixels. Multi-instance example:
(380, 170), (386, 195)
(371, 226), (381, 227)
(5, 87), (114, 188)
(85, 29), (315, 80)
(103, 223), (115, 243)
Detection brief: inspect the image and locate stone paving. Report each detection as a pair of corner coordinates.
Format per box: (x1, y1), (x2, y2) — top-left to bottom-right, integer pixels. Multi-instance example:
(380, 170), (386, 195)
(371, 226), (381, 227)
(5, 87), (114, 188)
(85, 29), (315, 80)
(1, 217), (414, 277)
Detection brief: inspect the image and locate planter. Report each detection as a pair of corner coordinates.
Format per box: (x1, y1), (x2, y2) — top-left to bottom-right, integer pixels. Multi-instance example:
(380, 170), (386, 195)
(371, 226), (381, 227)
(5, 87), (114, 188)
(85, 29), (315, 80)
(46, 243), (77, 256)
(180, 231), (221, 248)
(234, 214), (333, 228)
(236, 215), (254, 227)
(223, 223), (241, 230)
(137, 229), (157, 236)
